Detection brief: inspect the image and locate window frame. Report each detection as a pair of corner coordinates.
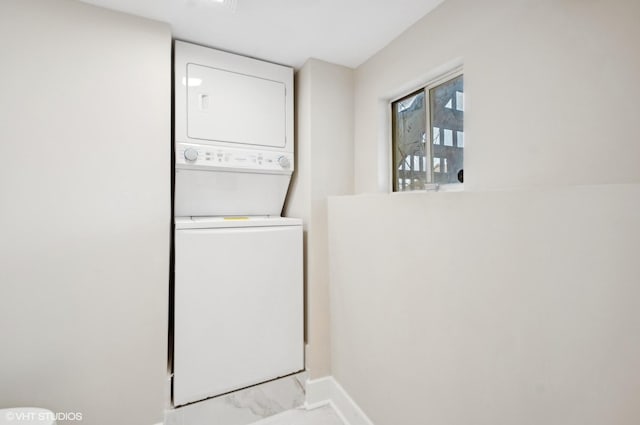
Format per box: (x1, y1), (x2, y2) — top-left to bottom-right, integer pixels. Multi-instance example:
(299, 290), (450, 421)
(390, 67), (464, 193)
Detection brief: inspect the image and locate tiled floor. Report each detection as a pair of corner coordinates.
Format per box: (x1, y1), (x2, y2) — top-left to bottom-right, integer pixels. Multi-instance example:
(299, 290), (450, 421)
(251, 405), (345, 425)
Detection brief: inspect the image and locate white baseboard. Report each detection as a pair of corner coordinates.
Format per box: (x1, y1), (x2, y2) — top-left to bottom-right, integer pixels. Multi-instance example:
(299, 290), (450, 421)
(305, 377), (375, 425)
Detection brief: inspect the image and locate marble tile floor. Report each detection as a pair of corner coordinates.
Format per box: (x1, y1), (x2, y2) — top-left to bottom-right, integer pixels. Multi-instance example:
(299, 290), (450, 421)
(251, 404), (345, 425)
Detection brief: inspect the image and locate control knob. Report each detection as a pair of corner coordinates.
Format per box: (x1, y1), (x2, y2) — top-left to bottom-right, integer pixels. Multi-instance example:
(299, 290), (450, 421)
(278, 156), (291, 169)
(184, 148), (198, 162)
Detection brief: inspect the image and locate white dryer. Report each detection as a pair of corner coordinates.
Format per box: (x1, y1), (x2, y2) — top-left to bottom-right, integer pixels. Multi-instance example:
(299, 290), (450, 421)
(174, 40), (294, 217)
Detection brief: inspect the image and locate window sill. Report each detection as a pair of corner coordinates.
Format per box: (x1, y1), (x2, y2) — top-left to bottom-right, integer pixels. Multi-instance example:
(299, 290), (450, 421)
(391, 183), (464, 194)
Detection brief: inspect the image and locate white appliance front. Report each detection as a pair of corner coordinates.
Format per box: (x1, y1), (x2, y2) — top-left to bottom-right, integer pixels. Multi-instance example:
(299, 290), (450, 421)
(173, 217), (304, 406)
(187, 64), (286, 148)
(174, 40), (293, 152)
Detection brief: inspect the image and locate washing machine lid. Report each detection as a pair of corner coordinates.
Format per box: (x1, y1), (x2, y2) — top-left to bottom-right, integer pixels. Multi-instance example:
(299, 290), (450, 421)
(175, 216), (302, 230)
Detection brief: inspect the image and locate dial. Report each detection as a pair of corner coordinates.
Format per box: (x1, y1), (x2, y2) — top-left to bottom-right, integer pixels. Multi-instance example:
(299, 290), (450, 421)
(278, 156), (291, 169)
(184, 148), (198, 161)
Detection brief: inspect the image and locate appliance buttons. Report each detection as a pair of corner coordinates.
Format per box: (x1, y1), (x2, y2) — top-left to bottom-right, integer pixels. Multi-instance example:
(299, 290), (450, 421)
(184, 148), (198, 161)
(278, 156), (291, 169)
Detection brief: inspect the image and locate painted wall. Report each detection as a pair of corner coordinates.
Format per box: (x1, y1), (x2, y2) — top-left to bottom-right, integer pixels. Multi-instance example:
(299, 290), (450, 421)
(329, 0), (640, 424)
(286, 59), (354, 379)
(0, 1), (171, 424)
(329, 186), (640, 425)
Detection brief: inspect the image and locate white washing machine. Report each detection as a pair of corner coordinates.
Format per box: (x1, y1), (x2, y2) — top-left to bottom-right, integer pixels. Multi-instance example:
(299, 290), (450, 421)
(173, 217), (303, 406)
(172, 41), (302, 407)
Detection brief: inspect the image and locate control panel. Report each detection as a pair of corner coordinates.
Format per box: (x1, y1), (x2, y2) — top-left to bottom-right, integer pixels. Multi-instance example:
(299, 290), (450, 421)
(176, 143), (294, 174)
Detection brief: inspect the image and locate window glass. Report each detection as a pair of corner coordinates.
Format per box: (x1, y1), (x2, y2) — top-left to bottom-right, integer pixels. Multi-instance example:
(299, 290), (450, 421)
(392, 91), (427, 191)
(430, 75), (463, 185)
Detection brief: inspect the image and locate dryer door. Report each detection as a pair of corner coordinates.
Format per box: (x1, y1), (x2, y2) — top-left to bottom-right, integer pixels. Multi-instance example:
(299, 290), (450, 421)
(173, 224), (303, 406)
(187, 64), (286, 148)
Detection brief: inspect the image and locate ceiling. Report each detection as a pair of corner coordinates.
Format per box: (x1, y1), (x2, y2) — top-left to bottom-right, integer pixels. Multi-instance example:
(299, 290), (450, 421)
(78, 0), (445, 68)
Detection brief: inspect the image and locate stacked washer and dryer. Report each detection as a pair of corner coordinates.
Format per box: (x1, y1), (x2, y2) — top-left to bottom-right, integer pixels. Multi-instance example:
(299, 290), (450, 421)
(172, 41), (303, 407)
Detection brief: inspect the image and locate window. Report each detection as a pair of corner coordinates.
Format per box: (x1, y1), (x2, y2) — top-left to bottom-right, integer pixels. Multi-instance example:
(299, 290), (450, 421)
(392, 73), (464, 191)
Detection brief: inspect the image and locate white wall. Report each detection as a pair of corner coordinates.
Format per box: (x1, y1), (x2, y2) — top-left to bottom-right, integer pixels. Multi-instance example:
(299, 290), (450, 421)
(328, 0), (640, 423)
(0, 1), (171, 424)
(286, 59), (354, 378)
(329, 186), (640, 425)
